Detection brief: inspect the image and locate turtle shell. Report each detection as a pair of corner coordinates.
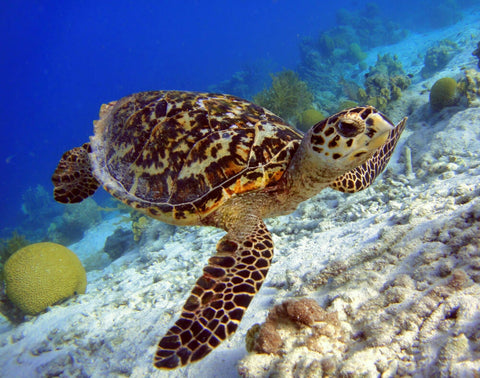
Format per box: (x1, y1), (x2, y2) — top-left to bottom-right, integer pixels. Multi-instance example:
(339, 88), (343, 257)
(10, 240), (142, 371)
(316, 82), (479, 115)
(90, 91), (302, 225)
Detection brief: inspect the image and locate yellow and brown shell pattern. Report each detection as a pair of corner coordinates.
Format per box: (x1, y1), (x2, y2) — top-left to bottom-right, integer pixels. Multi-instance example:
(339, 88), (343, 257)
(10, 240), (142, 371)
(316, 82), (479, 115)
(89, 90), (302, 225)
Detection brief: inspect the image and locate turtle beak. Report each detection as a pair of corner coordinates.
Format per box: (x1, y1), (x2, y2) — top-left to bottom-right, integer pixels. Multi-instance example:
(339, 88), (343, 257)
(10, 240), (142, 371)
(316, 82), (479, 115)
(363, 113), (395, 150)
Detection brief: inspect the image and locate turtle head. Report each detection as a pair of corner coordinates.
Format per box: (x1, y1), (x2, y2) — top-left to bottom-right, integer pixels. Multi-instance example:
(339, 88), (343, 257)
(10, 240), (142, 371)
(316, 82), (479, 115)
(307, 106), (394, 171)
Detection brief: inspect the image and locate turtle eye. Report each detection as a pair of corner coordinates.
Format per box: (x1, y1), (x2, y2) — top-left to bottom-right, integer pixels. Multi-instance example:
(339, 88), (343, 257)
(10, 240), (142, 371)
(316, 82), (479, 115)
(337, 119), (361, 138)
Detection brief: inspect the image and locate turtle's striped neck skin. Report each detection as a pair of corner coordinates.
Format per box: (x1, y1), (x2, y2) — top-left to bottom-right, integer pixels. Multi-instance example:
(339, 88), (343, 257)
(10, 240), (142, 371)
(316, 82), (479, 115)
(278, 107), (406, 209)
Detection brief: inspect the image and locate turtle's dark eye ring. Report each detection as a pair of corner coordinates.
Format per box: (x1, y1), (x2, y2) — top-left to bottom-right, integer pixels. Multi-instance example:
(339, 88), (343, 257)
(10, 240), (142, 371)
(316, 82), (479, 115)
(337, 119), (361, 138)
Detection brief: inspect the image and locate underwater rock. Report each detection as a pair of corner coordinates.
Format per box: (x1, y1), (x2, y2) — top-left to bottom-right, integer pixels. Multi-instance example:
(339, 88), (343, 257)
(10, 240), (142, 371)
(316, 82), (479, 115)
(429, 77), (459, 110)
(240, 298), (347, 377)
(47, 198), (102, 245)
(346, 42), (367, 63)
(473, 41), (480, 68)
(104, 228), (135, 261)
(0, 283), (24, 323)
(420, 39), (459, 79)
(406, 107), (480, 181)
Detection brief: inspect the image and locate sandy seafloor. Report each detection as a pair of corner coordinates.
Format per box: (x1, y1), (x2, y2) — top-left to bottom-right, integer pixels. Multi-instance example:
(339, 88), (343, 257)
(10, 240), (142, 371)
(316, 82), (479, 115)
(1, 11), (480, 378)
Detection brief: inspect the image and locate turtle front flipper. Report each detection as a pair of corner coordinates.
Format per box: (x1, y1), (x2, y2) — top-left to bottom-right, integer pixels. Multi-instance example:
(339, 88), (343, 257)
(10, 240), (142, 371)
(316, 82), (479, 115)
(329, 116), (407, 193)
(154, 215), (273, 369)
(52, 143), (100, 203)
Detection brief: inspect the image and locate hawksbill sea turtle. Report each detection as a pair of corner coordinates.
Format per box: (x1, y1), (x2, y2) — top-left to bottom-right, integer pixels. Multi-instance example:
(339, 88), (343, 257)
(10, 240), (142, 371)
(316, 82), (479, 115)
(51, 90), (407, 369)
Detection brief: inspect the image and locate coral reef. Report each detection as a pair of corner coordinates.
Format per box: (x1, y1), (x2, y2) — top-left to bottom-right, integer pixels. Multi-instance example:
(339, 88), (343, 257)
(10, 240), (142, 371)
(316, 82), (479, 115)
(131, 212), (150, 242)
(336, 100), (358, 112)
(103, 228), (135, 261)
(357, 54), (411, 111)
(429, 77), (459, 110)
(473, 41), (480, 68)
(3, 242), (86, 315)
(297, 108), (324, 132)
(420, 39), (460, 79)
(298, 2), (407, 100)
(0, 232), (29, 281)
(457, 69), (480, 107)
(253, 70), (313, 123)
(20, 185), (63, 240)
(346, 42), (367, 64)
(47, 198), (102, 245)
(323, 3), (407, 52)
(209, 61), (273, 100)
(245, 298), (333, 355)
(0, 283), (24, 323)
(297, 43), (341, 96)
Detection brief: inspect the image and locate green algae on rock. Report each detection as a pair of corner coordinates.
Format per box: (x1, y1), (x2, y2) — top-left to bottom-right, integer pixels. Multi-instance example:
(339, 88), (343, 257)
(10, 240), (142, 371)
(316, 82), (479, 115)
(357, 54), (411, 112)
(420, 39), (459, 79)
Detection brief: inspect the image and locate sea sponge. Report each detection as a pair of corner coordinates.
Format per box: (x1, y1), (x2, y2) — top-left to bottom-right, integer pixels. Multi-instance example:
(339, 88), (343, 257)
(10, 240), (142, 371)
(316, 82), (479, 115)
(4, 242), (86, 315)
(429, 77), (458, 110)
(298, 108), (324, 132)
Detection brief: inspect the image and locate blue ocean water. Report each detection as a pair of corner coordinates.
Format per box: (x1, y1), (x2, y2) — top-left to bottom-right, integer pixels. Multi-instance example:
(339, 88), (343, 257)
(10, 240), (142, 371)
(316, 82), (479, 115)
(0, 0), (477, 236)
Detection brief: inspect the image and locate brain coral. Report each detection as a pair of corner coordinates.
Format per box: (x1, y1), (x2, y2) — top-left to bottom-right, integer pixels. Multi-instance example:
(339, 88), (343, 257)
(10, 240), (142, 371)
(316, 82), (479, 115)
(429, 77), (458, 110)
(4, 242), (87, 315)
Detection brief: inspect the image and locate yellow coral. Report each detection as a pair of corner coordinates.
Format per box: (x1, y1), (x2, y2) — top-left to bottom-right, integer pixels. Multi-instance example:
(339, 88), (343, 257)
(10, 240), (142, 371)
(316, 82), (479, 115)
(254, 70), (313, 123)
(458, 69), (480, 106)
(4, 242), (87, 315)
(131, 211), (150, 241)
(298, 108), (324, 132)
(429, 77), (458, 110)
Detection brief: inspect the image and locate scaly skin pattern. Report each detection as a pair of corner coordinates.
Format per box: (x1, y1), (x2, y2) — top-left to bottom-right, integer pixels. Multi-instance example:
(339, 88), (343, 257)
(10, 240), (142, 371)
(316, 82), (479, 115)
(52, 143), (100, 203)
(51, 91), (407, 369)
(154, 212), (272, 368)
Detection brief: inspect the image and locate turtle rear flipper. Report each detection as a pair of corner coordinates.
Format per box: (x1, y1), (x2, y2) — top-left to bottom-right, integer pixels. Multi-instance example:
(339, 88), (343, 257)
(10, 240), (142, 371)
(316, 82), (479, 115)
(52, 143), (100, 203)
(154, 215), (273, 369)
(329, 117), (407, 193)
